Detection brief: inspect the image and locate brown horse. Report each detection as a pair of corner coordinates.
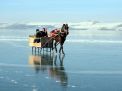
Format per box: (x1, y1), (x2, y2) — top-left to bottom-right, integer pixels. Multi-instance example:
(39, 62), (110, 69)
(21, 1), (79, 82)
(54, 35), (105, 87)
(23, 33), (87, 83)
(50, 24), (69, 54)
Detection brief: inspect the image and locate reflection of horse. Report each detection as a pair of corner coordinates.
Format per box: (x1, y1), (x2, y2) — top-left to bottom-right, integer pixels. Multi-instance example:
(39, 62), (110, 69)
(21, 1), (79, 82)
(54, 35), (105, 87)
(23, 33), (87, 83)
(29, 54), (68, 86)
(50, 24), (69, 54)
(49, 54), (68, 86)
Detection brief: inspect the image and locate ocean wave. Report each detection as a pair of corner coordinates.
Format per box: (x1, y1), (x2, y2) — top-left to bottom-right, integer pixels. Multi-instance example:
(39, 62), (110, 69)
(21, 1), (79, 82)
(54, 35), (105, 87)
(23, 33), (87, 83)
(0, 23), (55, 29)
(0, 38), (122, 44)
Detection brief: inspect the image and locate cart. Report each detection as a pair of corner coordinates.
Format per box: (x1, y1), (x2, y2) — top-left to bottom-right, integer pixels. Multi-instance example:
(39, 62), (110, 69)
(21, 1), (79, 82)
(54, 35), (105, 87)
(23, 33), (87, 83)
(29, 35), (53, 53)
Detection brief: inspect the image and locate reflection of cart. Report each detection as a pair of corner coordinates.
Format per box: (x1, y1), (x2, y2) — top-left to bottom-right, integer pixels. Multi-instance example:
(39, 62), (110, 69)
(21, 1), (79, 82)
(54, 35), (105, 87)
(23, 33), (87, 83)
(29, 35), (53, 53)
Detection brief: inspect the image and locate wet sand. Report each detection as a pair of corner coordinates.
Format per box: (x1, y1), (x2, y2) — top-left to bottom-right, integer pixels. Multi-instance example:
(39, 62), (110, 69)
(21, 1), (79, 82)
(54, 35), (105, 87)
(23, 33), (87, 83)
(0, 40), (122, 91)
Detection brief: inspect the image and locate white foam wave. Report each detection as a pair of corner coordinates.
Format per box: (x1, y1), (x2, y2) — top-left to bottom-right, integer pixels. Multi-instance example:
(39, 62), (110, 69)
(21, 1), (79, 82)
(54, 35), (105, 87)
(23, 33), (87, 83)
(0, 38), (122, 44)
(0, 63), (30, 67)
(1, 21), (122, 30)
(0, 38), (27, 41)
(66, 39), (122, 43)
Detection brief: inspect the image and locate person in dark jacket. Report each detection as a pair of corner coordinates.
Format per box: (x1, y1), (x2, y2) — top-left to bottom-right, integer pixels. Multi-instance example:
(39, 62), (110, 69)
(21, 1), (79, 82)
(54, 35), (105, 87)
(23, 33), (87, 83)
(34, 29), (42, 43)
(42, 28), (48, 37)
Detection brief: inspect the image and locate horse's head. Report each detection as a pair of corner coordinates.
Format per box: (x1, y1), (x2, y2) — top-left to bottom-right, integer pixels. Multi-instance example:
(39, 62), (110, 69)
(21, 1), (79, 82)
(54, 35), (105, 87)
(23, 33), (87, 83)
(61, 24), (69, 36)
(65, 24), (69, 35)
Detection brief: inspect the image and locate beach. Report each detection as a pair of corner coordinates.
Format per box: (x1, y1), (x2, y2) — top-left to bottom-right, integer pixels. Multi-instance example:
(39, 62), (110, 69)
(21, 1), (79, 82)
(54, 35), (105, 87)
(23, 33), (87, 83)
(0, 29), (122, 91)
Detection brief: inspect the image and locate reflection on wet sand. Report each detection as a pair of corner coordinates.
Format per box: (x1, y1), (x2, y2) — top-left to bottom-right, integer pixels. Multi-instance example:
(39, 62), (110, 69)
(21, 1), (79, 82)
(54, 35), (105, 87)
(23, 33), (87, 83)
(29, 54), (68, 86)
(29, 53), (53, 73)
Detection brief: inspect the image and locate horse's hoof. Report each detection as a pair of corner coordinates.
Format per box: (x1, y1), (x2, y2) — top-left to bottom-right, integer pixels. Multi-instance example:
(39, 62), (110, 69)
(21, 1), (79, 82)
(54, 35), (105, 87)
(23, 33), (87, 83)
(62, 52), (65, 55)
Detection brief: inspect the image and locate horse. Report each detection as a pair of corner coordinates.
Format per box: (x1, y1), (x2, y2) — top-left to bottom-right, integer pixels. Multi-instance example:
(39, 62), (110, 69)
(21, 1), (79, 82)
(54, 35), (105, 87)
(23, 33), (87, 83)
(50, 24), (69, 54)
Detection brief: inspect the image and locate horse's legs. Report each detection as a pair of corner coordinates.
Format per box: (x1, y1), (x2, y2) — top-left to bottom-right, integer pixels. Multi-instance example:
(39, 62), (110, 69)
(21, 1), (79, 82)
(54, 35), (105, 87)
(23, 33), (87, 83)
(59, 44), (62, 53)
(61, 45), (65, 54)
(59, 44), (65, 54)
(54, 42), (57, 53)
(59, 37), (65, 54)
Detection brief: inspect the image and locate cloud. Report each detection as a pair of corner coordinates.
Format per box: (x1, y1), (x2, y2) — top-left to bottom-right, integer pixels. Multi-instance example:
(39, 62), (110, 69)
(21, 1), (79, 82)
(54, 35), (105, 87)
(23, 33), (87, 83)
(0, 21), (122, 31)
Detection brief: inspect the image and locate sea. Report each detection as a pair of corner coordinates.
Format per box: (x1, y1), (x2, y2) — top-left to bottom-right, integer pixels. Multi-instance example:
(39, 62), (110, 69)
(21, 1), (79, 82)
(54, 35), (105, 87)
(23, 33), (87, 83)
(0, 28), (122, 91)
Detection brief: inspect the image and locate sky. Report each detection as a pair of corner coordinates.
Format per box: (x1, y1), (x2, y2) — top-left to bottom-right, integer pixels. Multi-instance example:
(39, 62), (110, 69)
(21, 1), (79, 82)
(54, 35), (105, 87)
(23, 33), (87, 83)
(0, 0), (122, 23)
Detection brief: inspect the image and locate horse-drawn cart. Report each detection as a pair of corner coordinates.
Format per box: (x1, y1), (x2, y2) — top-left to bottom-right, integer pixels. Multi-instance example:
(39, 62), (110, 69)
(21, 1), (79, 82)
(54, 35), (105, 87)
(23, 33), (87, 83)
(29, 35), (53, 53)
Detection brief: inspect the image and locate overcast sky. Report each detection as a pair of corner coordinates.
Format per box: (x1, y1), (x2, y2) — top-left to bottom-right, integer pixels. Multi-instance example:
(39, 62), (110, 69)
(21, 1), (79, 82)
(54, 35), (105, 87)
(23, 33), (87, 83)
(0, 0), (122, 23)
